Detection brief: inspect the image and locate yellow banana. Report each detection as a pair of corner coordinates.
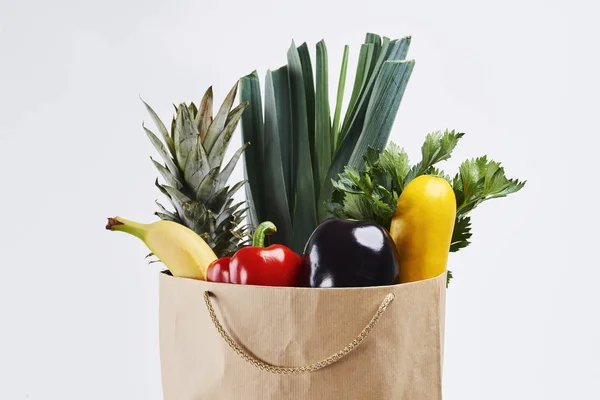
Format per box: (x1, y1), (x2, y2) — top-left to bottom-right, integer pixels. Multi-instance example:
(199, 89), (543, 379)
(106, 217), (217, 280)
(390, 175), (456, 283)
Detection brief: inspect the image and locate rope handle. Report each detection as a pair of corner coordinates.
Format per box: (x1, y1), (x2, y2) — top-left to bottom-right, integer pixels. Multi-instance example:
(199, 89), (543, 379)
(203, 291), (395, 374)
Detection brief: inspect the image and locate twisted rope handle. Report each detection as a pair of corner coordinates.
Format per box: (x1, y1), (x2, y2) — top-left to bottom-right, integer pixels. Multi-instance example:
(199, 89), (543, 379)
(203, 291), (395, 374)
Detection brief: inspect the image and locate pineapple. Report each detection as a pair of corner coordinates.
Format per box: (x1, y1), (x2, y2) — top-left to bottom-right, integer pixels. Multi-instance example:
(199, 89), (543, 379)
(142, 82), (250, 257)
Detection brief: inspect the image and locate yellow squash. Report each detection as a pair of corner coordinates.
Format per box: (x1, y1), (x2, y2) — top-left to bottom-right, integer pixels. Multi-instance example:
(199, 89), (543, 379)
(390, 175), (456, 283)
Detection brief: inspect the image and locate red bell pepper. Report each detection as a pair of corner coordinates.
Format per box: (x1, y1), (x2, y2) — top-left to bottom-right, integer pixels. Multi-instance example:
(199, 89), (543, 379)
(206, 221), (301, 287)
(206, 256), (231, 283)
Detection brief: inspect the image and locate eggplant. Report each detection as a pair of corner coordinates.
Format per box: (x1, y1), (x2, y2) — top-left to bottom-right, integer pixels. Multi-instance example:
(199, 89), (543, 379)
(299, 218), (400, 287)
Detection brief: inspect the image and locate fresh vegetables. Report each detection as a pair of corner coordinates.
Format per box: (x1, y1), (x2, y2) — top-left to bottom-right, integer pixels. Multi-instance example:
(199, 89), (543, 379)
(106, 217), (217, 279)
(108, 33), (525, 290)
(206, 222), (301, 286)
(328, 130), (525, 285)
(299, 218), (399, 288)
(390, 176), (456, 283)
(240, 34), (415, 253)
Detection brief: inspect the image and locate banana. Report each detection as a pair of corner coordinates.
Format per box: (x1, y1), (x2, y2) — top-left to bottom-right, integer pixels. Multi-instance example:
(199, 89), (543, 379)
(106, 217), (217, 280)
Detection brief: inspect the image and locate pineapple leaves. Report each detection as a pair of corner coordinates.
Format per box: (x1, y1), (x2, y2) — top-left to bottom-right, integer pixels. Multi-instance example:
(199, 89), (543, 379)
(174, 105), (198, 172)
(183, 139), (210, 191)
(218, 143), (249, 191)
(227, 181), (246, 199)
(155, 212), (177, 222)
(206, 186), (229, 214)
(162, 185), (191, 218)
(181, 201), (211, 239)
(155, 178), (171, 199)
(144, 125), (180, 179)
(150, 157), (182, 189)
(196, 86), (213, 140)
(196, 167), (219, 202)
(216, 201), (246, 228)
(207, 101), (248, 168)
(141, 99), (175, 156)
(155, 200), (178, 220)
(204, 82), (239, 153)
(187, 103), (198, 117)
(144, 83), (249, 258)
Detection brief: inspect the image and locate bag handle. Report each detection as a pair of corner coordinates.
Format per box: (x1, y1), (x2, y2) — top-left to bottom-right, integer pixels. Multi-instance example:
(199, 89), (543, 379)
(203, 291), (395, 374)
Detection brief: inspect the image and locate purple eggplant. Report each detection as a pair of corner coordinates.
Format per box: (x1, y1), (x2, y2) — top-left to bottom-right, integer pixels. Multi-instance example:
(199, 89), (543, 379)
(299, 218), (400, 288)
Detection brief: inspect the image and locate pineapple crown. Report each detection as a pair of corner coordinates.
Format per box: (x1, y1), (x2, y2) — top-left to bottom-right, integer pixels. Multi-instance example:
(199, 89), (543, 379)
(142, 82), (251, 257)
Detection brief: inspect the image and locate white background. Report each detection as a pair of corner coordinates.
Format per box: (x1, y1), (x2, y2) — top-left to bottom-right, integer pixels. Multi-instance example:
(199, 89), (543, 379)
(1, 0), (598, 399)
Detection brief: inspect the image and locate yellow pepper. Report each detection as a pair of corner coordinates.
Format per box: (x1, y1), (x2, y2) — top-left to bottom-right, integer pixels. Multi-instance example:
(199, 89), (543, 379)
(390, 175), (456, 283)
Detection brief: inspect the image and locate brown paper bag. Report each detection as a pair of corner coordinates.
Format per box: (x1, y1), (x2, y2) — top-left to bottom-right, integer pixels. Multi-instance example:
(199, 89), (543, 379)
(159, 271), (446, 400)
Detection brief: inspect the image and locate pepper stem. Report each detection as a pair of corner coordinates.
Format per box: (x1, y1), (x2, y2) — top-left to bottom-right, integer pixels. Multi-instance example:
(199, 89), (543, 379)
(252, 221), (277, 247)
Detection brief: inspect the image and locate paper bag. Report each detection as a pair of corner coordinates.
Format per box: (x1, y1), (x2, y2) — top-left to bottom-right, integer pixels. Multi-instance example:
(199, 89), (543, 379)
(159, 271), (446, 400)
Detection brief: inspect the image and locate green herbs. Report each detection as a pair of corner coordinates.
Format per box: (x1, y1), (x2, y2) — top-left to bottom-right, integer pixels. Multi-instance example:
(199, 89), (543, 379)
(328, 129), (525, 282)
(450, 156), (526, 253)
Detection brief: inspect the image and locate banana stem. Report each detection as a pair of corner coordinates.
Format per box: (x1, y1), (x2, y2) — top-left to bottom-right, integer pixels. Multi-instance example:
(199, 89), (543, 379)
(106, 217), (148, 239)
(252, 221), (277, 247)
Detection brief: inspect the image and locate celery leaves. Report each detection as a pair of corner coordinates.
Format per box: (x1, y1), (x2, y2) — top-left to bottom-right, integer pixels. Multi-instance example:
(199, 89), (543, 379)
(404, 130), (464, 184)
(453, 156), (526, 215)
